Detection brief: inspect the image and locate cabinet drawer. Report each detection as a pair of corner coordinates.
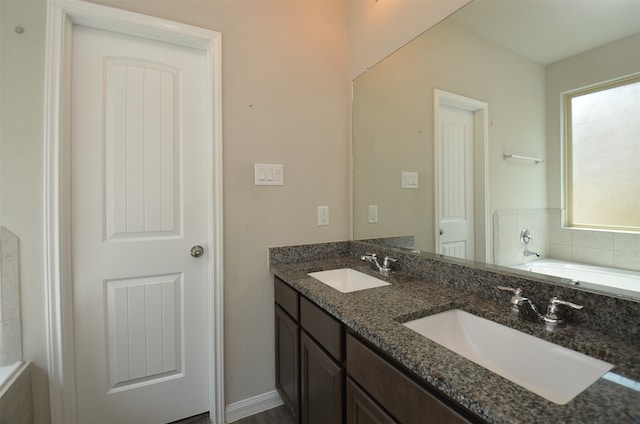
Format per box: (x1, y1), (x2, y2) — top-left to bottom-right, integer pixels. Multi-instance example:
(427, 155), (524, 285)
(346, 334), (471, 424)
(274, 277), (299, 320)
(300, 297), (343, 362)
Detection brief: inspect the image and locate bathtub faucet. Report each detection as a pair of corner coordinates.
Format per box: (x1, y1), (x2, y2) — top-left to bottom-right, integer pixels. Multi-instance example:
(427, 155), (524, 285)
(521, 229), (540, 257)
(524, 248), (540, 257)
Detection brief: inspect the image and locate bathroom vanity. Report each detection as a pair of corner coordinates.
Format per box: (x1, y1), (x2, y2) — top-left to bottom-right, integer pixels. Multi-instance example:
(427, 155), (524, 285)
(275, 276), (471, 423)
(270, 241), (640, 424)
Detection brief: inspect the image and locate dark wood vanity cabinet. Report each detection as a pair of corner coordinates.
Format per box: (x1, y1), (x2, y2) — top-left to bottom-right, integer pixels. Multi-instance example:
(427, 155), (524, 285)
(275, 278), (344, 423)
(275, 277), (474, 424)
(346, 333), (472, 424)
(275, 279), (300, 420)
(346, 378), (396, 424)
(275, 305), (300, 420)
(300, 331), (343, 423)
(300, 297), (345, 423)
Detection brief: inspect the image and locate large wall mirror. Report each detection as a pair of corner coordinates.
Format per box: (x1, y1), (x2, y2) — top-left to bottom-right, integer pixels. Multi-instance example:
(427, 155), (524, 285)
(352, 0), (640, 299)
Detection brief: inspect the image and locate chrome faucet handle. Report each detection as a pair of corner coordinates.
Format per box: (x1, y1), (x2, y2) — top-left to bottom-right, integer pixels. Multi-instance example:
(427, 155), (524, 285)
(382, 256), (397, 268)
(497, 286), (522, 295)
(497, 286), (526, 314)
(520, 229), (533, 245)
(543, 296), (584, 328)
(547, 296), (583, 315)
(361, 253), (377, 262)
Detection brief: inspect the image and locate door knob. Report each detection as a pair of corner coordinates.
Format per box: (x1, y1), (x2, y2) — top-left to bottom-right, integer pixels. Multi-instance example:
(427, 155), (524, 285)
(439, 229), (444, 235)
(190, 245), (204, 257)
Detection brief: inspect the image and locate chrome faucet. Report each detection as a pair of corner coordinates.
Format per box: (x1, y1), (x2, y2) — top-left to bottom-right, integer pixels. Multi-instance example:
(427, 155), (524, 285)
(545, 296), (584, 325)
(520, 229), (540, 258)
(361, 253), (397, 276)
(497, 286), (583, 329)
(496, 286), (529, 315)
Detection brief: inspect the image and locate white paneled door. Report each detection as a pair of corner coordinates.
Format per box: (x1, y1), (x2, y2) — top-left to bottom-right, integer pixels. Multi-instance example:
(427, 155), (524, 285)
(71, 24), (210, 423)
(436, 104), (475, 260)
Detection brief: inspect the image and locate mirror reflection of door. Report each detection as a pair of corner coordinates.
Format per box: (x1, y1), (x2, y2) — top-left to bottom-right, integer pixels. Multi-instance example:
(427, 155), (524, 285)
(434, 90), (489, 261)
(436, 103), (475, 259)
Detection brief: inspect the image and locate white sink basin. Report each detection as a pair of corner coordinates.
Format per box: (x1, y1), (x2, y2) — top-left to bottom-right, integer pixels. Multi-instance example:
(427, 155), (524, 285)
(308, 268), (390, 293)
(403, 309), (613, 404)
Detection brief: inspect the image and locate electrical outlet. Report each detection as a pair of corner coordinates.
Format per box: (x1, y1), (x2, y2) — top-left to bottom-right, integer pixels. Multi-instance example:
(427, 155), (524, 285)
(317, 206), (329, 226)
(368, 205), (378, 223)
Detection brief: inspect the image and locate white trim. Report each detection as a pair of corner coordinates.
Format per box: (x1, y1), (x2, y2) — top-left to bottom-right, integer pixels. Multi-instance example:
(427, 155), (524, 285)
(207, 15), (226, 424)
(225, 390), (284, 424)
(433, 89), (490, 263)
(43, 1), (224, 423)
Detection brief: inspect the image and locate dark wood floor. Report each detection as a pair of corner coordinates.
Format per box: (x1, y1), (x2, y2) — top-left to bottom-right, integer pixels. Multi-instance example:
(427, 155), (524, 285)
(173, 405), (294, 424)
(232, 405), (294, 424)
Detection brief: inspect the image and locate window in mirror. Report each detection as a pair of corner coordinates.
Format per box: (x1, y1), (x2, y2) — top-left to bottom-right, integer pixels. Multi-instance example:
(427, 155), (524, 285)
(564, 74), (640, 233)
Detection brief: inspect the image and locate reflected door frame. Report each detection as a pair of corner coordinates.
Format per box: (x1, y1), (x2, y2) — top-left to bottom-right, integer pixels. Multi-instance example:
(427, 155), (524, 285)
(434, 89), (490, 262)
(43, 1), (224, 423)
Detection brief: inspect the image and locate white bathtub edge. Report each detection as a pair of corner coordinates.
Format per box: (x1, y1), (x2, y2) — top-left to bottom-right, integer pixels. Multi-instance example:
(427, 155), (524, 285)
(0, 361), (28, 398)
(509, 258), (640, 298)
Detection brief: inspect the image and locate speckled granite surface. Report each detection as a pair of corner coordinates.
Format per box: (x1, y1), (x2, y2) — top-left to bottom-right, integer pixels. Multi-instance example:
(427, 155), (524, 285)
(270, 241), (640, 424)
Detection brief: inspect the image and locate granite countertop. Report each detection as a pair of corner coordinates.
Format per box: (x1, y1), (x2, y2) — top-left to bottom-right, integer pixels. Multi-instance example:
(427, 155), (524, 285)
(271, 255), (640, 424)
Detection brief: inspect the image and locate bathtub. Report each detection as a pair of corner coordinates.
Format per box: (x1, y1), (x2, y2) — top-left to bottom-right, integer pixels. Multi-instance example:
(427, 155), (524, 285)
(510, 259), (640, 296)
(0, 362), (22, 390)
(0, 361), (32, 423)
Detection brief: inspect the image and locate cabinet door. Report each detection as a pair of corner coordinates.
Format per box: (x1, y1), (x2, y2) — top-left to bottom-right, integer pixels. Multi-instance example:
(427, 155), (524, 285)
(347, 334), (472, 424)
(301, 331), (343, 424)
(346, 378), (396, 424)
(275, 305), (300, 421)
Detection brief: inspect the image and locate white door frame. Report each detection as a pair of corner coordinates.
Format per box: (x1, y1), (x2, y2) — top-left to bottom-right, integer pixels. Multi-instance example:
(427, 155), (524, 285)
(433, 89), (490, 262)
(43, 1), (224, 422)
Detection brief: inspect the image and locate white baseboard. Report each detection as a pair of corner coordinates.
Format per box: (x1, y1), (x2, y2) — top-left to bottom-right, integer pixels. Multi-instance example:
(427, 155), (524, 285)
(225, 390), (284, 423)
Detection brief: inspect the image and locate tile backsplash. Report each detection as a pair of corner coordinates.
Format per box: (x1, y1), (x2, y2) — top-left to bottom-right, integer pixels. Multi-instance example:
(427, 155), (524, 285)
(493, 209), (549, 266)
(548, 210), (640, 271)
(0, 227), (21, 366)
(494, 209), (640, 272)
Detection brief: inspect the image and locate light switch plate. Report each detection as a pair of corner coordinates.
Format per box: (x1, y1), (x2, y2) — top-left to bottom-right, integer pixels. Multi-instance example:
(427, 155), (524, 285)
(255, 163), (284, 186)
(401, 171), (419, 189)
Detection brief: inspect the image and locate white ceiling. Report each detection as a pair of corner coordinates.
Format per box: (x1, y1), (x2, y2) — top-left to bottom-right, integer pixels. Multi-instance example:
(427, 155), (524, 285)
(451, 0), (640, 65)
